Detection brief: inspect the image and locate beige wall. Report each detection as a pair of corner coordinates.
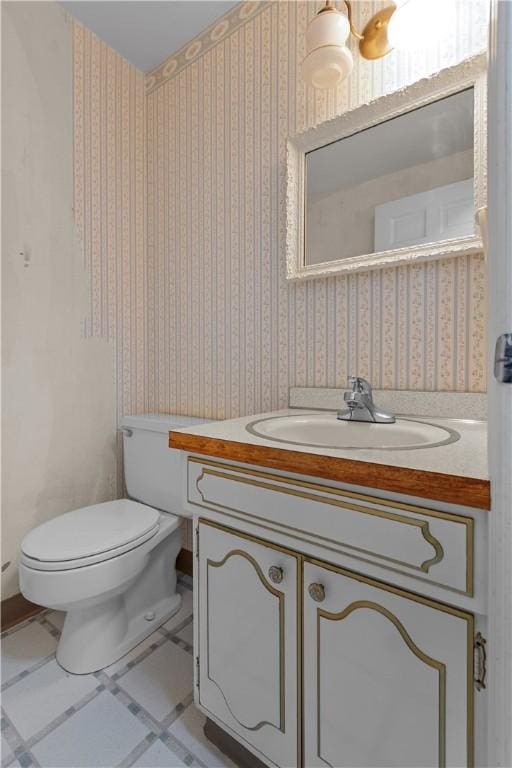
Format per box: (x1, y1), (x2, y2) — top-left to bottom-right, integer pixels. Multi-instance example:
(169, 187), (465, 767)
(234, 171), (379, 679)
(146, 0), (488, 412)
(307, 149), (474, 264)
(1, 2), (145, 598)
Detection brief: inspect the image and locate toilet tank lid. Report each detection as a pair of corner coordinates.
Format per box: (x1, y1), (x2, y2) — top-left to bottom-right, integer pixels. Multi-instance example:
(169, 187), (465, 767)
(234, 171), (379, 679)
(120, 412), (213, 434)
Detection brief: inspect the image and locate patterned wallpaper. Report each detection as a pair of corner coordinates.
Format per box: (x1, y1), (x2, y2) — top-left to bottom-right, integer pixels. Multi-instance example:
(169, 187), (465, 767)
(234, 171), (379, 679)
(145, 0), (488, 421)
(73, 2), (488, 551)
(73, 21), (147, 425)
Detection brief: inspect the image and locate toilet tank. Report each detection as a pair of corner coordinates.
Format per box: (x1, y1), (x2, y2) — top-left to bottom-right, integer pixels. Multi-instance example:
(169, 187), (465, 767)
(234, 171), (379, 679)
(120, 413), (212, 514)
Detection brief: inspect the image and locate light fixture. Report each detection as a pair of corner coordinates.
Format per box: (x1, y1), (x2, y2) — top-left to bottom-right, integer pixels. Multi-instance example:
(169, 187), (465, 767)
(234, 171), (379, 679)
(302, 0), (353, 90)
(303, 0), (455, 89)
(387, 0), (456, 53)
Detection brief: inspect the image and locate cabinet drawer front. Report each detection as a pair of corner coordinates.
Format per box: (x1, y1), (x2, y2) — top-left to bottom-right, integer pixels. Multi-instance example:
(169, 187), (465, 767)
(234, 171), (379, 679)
(197, 520), (300, 768)
(303, 560), (474, 768)
(188, 458), (473, 595)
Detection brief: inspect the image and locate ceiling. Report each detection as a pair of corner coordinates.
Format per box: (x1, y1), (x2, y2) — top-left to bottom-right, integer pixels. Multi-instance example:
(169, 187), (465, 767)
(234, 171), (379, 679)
(59, 0), (239, 72)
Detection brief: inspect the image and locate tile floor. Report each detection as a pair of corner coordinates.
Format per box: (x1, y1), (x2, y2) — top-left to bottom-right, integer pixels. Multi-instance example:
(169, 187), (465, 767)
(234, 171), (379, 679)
(1, 576), (238, 768)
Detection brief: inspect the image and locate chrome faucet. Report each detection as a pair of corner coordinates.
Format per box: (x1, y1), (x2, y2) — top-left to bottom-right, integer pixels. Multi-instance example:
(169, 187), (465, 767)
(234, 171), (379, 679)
(337, 376), (395, 423)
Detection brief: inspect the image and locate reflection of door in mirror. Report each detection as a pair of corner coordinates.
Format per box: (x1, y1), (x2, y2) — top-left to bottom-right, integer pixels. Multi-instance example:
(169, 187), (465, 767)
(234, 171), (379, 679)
(305, 88), (474, 266)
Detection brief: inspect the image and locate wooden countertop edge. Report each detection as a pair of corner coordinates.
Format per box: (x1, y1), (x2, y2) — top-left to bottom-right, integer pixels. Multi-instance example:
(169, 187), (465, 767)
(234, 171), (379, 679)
(169, 432), (490, 511)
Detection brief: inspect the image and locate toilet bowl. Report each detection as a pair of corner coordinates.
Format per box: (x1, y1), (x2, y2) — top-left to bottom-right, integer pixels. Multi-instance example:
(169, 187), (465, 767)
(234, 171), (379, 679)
(19, 413), (210, 675)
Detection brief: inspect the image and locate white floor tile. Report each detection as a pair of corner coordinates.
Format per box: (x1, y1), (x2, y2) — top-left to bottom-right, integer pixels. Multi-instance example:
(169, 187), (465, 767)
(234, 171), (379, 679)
(120, 643), (193, 722)
(1, 623), (57, 684)
(103, 630), (162, 676)
(176, 621), (193, 647)
(1, 733), (13, 763)
(169, 705), (238, 768)
(133, 739), (187, 768)
(31, 691), (149, 767)
(2, 659), (98, 740)
(162, 589), (193, 634)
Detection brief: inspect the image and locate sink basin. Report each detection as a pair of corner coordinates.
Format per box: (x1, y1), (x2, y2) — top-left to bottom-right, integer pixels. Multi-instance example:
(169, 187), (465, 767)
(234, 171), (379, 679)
(246, 413), (460, 450)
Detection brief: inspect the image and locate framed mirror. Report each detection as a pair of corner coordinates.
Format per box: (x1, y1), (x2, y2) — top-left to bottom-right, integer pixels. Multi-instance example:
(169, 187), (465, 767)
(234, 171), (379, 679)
(286, 54), (486, 280)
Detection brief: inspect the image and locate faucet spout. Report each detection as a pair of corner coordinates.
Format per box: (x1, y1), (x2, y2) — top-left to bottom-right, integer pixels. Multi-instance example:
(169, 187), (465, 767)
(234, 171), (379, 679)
(337, 377), (395, 424)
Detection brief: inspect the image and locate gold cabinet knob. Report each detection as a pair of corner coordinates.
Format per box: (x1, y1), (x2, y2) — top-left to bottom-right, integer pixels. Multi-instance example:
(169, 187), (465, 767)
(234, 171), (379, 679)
(268, 565), (284, 584)
(308, 582), (326, 602)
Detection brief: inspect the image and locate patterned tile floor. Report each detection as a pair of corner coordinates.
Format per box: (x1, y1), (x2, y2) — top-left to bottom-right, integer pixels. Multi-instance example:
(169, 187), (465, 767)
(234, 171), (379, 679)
(0, 576), (237, 768)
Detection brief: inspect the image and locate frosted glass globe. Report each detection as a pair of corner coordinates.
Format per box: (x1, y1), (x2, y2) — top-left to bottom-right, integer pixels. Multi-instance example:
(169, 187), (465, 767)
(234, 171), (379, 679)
(302, 45), (353, 90)
(305, 9), (350, 50)
(387, 0), (456, 53)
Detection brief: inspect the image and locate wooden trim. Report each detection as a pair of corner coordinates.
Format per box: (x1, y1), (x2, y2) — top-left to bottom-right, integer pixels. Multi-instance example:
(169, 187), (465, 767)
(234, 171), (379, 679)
(1, 593), (44, 632)
(169, 433), (490, 511)
(176, 547), (193, 576)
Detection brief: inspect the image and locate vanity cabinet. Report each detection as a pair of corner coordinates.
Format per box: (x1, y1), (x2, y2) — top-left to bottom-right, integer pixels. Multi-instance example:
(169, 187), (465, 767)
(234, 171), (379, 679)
(196, 521), (300, 768)
(197, 521), (475, 768)
(303, 560), (473, 768)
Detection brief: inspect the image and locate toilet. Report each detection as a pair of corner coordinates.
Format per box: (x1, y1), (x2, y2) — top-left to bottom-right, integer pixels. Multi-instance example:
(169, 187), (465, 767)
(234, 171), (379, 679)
(19, 413), (208, 675)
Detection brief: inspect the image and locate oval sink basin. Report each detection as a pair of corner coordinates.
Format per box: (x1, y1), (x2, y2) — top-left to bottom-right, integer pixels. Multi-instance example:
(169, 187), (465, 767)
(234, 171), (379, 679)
(246, 413), (460, 450)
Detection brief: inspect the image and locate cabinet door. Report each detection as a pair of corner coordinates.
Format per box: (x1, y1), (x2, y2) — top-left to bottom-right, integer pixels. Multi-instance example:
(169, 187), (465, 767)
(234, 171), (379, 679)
(303, 560), (474, 768)
(197, 520), (299, 768)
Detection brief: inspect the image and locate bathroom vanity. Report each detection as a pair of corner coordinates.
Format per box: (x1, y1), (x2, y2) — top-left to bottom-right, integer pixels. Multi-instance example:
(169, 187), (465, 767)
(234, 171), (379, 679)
(170, 399), (488, 768)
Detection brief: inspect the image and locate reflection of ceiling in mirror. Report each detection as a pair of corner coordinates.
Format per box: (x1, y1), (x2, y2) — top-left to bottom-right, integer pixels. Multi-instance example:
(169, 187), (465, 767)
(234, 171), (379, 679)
(306, 88), (474, 202)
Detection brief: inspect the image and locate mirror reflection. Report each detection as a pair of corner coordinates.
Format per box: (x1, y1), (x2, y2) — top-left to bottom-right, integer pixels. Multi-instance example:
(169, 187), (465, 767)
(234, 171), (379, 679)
(305, 88), (474, 266)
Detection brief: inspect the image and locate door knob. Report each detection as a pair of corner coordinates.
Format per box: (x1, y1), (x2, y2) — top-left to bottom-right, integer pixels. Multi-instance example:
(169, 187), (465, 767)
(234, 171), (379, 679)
(308, 583), (326, 602)
(268, 565), (284, 584)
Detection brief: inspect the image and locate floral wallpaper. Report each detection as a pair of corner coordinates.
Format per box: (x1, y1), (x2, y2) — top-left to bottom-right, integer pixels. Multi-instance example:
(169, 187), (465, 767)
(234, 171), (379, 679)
(74, 1), (489, 548)
(73, 21), (147, 422)
(145, 0), (488, 422)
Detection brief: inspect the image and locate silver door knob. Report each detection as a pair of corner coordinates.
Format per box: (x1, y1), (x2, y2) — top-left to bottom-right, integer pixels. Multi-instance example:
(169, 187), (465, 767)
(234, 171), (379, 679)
(308, 583), (326, 602)
(268, 566), (284, 584)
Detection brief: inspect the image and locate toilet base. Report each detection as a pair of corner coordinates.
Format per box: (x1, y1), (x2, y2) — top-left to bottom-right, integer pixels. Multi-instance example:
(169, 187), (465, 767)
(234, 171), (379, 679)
(56, 592), (182, 675)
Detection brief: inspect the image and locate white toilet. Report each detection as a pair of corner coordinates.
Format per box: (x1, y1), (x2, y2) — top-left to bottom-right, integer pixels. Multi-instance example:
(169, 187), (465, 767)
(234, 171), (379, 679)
(19, 413), (208, 675)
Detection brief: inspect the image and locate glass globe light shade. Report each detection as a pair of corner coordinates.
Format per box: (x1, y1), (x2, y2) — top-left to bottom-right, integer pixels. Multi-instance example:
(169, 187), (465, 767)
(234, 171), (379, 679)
(303, 6), (353, 89)
(387, 0), (456, 53)
(302, 45), (353, 90)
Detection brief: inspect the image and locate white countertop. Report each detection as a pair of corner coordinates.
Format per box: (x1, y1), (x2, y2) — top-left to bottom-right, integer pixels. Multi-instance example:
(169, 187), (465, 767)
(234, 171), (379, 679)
(171, 408), (488, 481)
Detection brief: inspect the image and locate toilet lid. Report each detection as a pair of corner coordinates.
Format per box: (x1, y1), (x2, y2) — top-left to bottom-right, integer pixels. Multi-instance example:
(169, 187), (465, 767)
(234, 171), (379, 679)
(21, 500), (160, 562)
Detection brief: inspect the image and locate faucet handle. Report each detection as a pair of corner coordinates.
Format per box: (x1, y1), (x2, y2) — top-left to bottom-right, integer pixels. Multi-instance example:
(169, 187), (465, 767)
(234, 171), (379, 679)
(347, 376), (372, 395)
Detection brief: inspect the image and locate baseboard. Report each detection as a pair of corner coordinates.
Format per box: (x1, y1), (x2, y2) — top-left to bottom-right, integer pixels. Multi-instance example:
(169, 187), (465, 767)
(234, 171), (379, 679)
(204, 718), (267, 768)
(176, 547), (193, 576)
(1, 592), (44, 632)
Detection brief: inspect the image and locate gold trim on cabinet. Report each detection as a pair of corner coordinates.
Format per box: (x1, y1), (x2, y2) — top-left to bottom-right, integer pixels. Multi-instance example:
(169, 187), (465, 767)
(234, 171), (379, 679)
(206, 547), (285, 733)
(316, 600), (447, 768)
(188, 456), (474, 521)
(306, 556), (475, 768)
(196, 468), (443, 574)
(188, 457), (474, 596)
(200, 518), (302, 766)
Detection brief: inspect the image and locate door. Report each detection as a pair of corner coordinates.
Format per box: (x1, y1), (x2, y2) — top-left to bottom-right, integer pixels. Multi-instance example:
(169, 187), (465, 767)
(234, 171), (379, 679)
(487, 3), (512, 766)
(303, 560), (474, 768)
(374, 178), (474, 251)
(197, 520), (300, 768)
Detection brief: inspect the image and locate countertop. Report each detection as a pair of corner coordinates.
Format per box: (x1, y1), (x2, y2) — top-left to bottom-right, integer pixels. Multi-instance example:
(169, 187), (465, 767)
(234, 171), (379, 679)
(169, 409), (490, 510)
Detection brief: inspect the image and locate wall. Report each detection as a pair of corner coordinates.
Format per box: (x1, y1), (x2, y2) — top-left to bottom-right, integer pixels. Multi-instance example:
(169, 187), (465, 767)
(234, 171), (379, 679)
(73, 21), (147, 425)
(307, 149), (474, 264)
(1, 3), (146, 598)
(146, 0), (488, 415)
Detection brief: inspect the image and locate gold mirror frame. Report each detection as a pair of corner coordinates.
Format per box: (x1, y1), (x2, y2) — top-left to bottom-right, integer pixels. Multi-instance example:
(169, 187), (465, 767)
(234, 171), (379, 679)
(286, 54), (487, 281)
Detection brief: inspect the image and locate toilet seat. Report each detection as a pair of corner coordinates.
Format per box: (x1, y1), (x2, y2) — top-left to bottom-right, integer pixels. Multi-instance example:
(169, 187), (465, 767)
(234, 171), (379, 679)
(21, 499), (162, 571)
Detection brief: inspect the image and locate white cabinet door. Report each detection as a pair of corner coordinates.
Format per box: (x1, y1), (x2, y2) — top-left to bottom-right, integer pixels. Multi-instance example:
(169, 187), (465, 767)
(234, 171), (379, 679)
(197, 520), (299, 768)
(303, 560), (474, 768)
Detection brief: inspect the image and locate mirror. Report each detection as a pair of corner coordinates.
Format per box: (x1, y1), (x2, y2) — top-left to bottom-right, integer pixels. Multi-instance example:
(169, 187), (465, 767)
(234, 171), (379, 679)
(286, 54), (486, 280)
(306, 90), (474, 266)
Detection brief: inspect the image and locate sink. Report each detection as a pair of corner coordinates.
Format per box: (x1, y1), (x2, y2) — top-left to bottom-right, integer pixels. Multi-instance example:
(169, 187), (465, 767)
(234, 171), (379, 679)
(246, 413), (460, 450)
